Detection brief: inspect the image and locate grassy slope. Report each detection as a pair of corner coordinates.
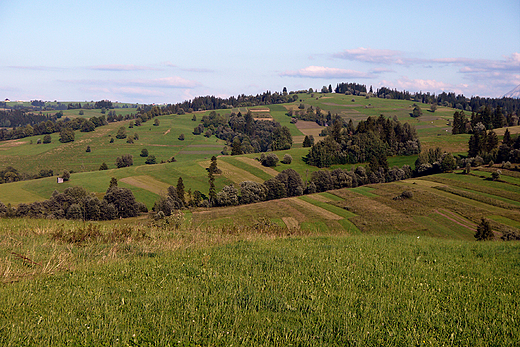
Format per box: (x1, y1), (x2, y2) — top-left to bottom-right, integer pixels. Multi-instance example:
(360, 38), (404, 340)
(1, 220), (518, 346)
(0, 93), (466, 207)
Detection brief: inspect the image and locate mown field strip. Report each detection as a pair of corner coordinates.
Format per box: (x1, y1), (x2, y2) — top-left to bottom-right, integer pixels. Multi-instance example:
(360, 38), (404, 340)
(220, 157), (273, 181)
(232, 157), (279, 177)
(119, 175), (171, 195)
(289, 197), (343, 220)
(198, 160), (264, 184)
(281, 217), (299, 229)
(434, 209), (476, 232)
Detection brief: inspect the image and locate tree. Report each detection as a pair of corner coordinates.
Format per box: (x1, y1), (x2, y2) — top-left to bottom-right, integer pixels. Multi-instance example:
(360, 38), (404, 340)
(216, 185), (239, 206)
(411, 106), (422, 118)
(260, 153), (279, 167)
(208, 156), (221, 174)
(116, 154), (133, 168)
(475, 218), (493, 240)
(176, 177), (186, 206)
(103, 187), (138, 218)
(140, 148), (149, 157)
(116, 126), (127, 139)
(61, 170), (70, 182)
(126, 137), (134, 144)
(282, 154), (292, 164)
(43, 134), (51, 144)
(192, 115), (196, 121)
(59, 128), (75, 143)
(99, 162), (108, 170)
(109, 177), (118, 188)
(239, 181), (267, 204)
(231, 137), (243, 155)
(441, 153), (456, 172)
(302, 135), (314, 147)
(154, 118), (160, 126)
(86, 146), (91, 152)
(178, 133), (185, 141)
(145, 155), (157, 164)
(430, 104), (437, 112)
(503, 128), (512, 146)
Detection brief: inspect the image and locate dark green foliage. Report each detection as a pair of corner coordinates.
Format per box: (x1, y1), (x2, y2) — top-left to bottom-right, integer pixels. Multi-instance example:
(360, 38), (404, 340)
(271, 126), (292, 151)
(109, 177), (118, 189)
(207, 156), (222, 174)
(99, 162), (108, 171)
(59, 128), (75, 143)
(80, 120), (95, 133)
(178, 133), (185, 141)
(109, 137), (114, 143)
(274, 169), (304, 197)
(126, 137), (134, 144)
(305, 115), (418, 168)
(116, 154), (133, 168)
(260, 153), (279, 167)
(231, 137), (243, 155)
(452, 111), (469, 134)
(145, 155), (157, 164)
(411, 106), (422, 118)
(216, 185), (239, 206)
(61, 170), (70, 182)
(239, 181), (267, 204)
(103, 187), (138, 218)
(140, 148), (149, 157)
(154, 119), (160, 126)
(176, 177), (186, 206)
(43, 134), (51, 144)
(302, 135), (314, 147)
(281, 154), (292, 164)
(116, 126), (127, 139)
(475, 218), (494, 241)
(264, 177), (287, 201)
(38, 169), (54, 178)
(86, 146), (91, 153)
(441, 153), (456, 172)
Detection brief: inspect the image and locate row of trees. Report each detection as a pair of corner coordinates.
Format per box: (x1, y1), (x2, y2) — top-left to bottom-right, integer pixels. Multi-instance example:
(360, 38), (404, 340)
(0, 181), (146, 220)
(452, 106), (518, 134)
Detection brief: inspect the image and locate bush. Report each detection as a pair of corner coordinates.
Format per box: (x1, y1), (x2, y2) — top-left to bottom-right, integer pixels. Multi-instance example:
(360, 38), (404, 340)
(99, 162), (108, 170)
(281, 154), (292, 164)
(178, 133), (185, 141)
(43, 134), (51, 144)
(61, 170), (70, 182)
(140, 148), (149, 157)
(116, 154), (133, 168)
(145, 155), (157, 164)
(260, 153), (279, 167)
(86, 146), (91, 153)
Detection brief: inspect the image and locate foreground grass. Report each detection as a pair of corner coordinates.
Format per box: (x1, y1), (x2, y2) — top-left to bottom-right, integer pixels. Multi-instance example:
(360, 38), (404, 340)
(0, 219), (519, 346)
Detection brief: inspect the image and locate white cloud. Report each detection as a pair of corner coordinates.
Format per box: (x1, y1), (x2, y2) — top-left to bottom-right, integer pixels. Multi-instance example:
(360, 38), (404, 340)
(280, 66), (372, 79)
(89, 64), (159, 71)
(333, 47), (405, 65)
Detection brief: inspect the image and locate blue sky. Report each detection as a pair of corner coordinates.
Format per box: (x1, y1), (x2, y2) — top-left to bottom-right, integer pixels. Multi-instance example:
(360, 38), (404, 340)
(1, 0), (519, 103)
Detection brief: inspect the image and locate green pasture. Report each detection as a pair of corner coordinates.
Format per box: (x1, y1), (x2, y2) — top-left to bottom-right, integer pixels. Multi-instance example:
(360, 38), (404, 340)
(1, 223), (519, 346)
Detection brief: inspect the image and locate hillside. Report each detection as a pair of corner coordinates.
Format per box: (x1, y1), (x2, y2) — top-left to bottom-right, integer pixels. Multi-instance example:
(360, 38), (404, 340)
(0, 93), (465, 207)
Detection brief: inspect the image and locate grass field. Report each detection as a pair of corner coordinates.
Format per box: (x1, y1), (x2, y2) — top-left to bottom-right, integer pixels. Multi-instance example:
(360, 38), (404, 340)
(1, 217), (518, 346)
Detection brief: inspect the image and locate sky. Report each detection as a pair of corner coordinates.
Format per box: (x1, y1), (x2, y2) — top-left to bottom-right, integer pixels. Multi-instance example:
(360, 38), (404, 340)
(1, 0), (519, 104)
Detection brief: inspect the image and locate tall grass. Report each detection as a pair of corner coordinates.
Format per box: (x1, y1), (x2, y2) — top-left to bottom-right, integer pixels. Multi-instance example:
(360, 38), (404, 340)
(0, 218), (519, 346)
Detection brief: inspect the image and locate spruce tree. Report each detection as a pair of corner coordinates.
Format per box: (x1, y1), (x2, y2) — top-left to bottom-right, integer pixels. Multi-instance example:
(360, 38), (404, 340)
(177, 177), (186, 206)
(475, 218), (493, 241)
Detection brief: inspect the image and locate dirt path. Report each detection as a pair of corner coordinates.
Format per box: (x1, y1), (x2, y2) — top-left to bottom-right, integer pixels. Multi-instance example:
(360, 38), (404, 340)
(290, 198), (343, 220)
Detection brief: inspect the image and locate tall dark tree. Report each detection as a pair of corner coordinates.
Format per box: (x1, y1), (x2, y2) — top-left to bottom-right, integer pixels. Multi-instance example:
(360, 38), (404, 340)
(475, 218), (493, 241)
(176, 177), (186, 207)
(231, 137), (243, 155)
